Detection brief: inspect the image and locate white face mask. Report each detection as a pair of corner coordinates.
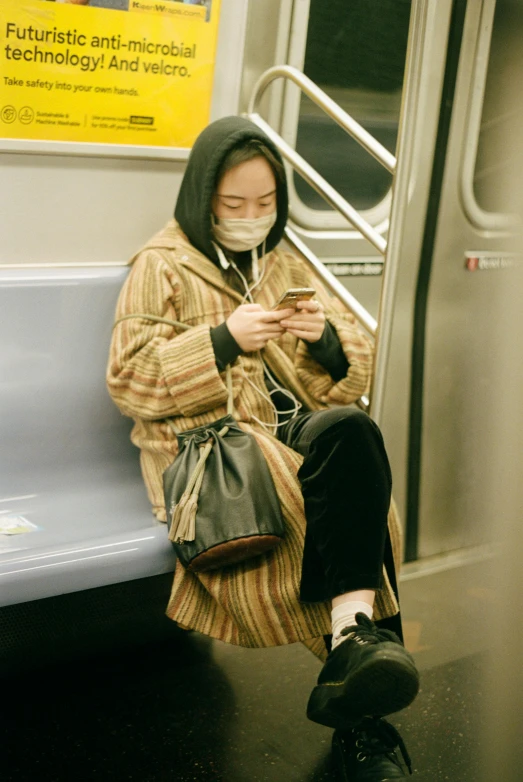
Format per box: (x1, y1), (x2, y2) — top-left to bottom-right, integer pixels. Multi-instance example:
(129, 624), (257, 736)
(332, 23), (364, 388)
(212, 211), (277, 252)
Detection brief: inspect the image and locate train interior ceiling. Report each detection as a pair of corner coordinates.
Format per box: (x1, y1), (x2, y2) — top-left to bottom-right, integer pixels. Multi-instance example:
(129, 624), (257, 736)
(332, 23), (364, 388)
(1, 0), (523, 780)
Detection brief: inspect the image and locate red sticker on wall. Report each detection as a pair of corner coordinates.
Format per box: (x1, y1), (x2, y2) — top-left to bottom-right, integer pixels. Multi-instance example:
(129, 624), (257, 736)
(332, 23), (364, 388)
(465, 251), (519, 271)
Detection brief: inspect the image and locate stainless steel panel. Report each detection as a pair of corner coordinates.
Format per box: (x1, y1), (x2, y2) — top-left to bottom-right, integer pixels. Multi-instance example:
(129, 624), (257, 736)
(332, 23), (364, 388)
(481, 27), (523, 773)
(418, 0), (523, 556)
(241, 1), (456, 528)
(375, 0), (455, 526)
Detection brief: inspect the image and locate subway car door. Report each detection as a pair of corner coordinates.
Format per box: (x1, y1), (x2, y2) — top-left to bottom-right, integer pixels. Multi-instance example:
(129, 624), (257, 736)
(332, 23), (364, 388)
(240, 0), (458, 558)
(402, 0), (522, 561)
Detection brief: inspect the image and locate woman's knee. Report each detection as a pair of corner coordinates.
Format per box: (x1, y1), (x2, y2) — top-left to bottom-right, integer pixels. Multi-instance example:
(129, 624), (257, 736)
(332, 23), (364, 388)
(293, 407), (389, 475)
(318, 409), (390, 474)
(320, 407), (382, 443)
(298, 407), (392, 495)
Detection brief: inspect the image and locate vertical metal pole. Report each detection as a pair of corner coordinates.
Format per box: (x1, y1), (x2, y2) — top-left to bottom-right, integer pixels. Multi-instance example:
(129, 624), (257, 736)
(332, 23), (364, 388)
(369, 0), (429, 424)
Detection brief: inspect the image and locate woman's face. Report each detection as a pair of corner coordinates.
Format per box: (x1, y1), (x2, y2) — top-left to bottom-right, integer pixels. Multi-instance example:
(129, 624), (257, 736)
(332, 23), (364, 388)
(212, 156), (277, 220)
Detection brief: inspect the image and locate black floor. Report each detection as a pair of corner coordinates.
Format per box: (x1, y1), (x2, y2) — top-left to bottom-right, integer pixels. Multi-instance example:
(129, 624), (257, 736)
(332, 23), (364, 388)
(2, 557), (491, 781)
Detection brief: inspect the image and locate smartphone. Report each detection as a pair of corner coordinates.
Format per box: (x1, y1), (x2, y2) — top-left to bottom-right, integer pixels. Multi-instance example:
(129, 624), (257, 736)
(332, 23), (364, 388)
(272, 288), (316, 310)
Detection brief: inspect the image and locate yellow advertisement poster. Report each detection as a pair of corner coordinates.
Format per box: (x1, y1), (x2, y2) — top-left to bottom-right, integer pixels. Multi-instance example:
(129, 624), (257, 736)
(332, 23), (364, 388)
(0, 0), (220, 150)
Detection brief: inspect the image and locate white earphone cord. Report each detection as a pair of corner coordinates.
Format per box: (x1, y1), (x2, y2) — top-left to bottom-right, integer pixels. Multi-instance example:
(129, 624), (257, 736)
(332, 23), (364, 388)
(212, 240), (302, 433)
(239, 247), (302, 432)
(241, 368), (302, 434)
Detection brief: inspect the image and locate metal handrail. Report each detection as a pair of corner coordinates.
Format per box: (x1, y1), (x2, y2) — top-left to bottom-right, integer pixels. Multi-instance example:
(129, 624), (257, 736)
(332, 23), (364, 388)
(282, 226), (377, 336)
(248, 113), (387, 254)
(281, 225), (373, 412)
(245, 65), (397, 328)
(246, 65), (390, 412)
(245, 35), (421, 421)
(248, 65), (396, 174)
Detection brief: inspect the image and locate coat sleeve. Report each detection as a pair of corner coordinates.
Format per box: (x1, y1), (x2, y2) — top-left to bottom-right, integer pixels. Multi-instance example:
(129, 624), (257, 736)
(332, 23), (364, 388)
(283, 253), (374, 405)
(107, 251), (229, 420)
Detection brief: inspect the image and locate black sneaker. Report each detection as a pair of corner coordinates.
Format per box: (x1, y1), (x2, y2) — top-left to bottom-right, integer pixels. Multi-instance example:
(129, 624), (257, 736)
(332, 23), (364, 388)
(307, 613), (419, 730)
(332, 717), (413, 780)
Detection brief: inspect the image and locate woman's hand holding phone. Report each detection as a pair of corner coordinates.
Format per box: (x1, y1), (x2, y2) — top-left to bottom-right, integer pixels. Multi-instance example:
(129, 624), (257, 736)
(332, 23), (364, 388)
(226, 304), (295, 352)
(279, 299), (326, 343)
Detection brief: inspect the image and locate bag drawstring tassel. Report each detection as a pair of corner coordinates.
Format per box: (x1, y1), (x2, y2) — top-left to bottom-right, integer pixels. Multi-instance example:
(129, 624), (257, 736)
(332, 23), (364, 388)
(176, 495), (199, 543)
(169, 490), (199, 544)
(169, 495), (188, 540)
(168, 433), (224, 544)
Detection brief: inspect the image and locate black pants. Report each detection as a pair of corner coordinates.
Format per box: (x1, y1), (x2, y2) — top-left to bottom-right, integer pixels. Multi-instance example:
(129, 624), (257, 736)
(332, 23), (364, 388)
(278, 407), (396, 607)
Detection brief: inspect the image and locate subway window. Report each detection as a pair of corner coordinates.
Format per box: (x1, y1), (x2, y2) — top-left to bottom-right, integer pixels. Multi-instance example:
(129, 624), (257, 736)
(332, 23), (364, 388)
(294, 0), (411, 212)
(473, 0), (523, 215)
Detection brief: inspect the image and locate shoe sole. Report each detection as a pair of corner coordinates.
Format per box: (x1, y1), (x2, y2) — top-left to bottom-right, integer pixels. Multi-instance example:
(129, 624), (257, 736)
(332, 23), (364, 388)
(307, 646), (420, 731)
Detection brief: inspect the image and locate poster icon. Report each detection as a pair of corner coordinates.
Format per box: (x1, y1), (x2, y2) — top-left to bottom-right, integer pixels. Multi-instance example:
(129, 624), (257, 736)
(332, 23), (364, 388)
(1, 105), (17, 123)
(19, 107), (35, 124)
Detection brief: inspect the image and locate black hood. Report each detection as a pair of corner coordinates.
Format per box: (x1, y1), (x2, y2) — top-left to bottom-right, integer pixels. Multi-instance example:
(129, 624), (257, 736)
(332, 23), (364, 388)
(174, 116), (289, 266)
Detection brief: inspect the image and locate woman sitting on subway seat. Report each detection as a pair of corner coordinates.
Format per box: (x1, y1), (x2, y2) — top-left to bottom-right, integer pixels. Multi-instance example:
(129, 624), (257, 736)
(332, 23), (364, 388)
(107, 116), (419, 780)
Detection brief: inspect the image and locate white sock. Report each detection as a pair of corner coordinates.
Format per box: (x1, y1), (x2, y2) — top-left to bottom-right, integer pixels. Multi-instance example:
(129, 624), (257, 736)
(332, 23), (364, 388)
(331, 601), (374, 650)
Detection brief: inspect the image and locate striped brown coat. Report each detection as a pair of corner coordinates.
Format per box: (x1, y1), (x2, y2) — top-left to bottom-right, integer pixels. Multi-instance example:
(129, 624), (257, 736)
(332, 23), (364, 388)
(107, 220), (401, 658)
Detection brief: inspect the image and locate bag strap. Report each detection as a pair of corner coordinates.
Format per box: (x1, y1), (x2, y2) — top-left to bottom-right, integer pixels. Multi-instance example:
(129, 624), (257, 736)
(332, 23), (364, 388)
(113, 312), (234, 417)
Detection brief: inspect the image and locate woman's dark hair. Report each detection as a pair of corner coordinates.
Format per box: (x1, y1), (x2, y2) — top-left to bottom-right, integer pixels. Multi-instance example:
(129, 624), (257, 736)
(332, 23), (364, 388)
(214, 138), (286, 190)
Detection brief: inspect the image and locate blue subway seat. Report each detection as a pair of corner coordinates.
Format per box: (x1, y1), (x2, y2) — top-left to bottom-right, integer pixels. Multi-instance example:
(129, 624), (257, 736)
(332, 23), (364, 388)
(0, 266), (176, 608)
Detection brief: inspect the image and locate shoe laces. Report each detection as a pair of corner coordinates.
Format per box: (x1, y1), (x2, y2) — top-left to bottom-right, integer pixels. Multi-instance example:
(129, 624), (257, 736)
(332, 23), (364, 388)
(340, 612), (402, 646)
(350, 716), (413, 775)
